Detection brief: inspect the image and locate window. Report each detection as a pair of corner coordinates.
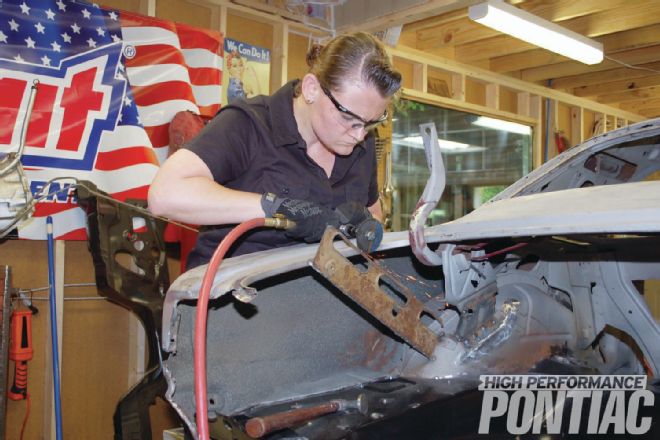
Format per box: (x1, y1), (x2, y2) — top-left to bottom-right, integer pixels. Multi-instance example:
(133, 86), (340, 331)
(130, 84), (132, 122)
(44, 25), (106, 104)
(389, 99), (532, 231)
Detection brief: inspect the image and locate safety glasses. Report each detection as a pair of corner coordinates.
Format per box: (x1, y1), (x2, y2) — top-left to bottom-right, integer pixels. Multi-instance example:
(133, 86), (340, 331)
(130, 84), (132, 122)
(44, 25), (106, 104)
(321, 85), (387, 131)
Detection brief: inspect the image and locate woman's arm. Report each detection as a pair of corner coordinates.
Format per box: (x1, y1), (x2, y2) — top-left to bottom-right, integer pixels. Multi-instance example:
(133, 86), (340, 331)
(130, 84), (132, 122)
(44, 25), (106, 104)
(147, 149), (264, 225)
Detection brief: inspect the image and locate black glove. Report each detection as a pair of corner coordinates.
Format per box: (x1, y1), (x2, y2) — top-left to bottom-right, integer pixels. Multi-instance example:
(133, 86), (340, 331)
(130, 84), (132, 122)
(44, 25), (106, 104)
(261, 193), (338, 242)
(335, 201), (372, 226)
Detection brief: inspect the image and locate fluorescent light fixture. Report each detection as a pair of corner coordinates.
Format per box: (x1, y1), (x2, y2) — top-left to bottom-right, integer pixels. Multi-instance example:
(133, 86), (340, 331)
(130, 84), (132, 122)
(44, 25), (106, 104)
(469, 0), (603, 65)
(473, 116), (531, 135)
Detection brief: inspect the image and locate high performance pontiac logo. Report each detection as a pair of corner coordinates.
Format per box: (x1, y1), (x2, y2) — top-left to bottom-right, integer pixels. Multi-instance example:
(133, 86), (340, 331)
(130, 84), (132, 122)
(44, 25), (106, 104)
(478, 375), (655, 435)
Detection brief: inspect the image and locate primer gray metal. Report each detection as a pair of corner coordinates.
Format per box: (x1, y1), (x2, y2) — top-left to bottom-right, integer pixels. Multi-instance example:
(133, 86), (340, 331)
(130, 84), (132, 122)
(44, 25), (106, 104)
(162, 118), (660, 437)
(426, 180), (660, 242)
(408, 122), (445, 266)
(491, 117), (660, 200)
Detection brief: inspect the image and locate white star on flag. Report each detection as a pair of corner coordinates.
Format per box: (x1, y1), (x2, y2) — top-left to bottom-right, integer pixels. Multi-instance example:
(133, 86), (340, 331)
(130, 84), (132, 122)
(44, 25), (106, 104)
(96, 27), (105, 36)
(123, 96), (132, 106)
(109, 11), (118, 20)
(71, 23), (80, 34)
(14, 54), (24, 63)
(61, 32), (71, 43)
(9, 19), (20, 31)
(20, 2), (30, 15)
(25, 36), (35, 48)
(35, 22), (45, 34)
(0, 31), (7, 43)
(82, 9), (91, 19)
(45, 9), (56, 20)
(56, 0), (66, 11)
(41, 55), (51, 66)
(87, 38), (97, 48)
(51, 41), (61, 52)
(111, 34), (120, 43)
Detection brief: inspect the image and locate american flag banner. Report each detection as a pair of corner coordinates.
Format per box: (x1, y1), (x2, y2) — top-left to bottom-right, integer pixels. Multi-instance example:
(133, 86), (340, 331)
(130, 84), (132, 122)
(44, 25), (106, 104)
(0, 0), (223, 239)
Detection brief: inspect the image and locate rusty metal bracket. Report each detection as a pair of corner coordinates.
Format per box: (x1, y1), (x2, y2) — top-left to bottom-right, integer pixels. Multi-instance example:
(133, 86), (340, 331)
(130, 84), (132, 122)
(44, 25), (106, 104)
(311, 227), (439, 357)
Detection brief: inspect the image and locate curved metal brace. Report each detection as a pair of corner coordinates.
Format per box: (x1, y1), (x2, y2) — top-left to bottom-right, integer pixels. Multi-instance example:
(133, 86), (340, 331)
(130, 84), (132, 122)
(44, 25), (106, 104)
(409, 123), (446, 266)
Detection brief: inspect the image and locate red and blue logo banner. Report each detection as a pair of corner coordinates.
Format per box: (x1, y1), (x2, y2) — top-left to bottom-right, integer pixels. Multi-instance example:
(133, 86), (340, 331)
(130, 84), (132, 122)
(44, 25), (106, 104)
(0, 0), (222, 239)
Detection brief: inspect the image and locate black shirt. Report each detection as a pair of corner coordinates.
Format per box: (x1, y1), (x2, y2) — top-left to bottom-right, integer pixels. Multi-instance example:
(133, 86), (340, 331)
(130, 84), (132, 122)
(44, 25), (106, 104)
(185, 80), (379, 268)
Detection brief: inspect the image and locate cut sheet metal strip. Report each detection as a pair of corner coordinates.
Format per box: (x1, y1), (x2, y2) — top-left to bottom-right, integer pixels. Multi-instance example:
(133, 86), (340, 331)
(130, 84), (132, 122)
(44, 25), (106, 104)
(409, 122), (445, 266)
(311, 227), (438, 357)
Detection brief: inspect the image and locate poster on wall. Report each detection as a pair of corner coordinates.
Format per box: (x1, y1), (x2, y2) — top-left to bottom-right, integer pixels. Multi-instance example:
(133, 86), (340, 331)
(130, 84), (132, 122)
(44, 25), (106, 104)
(222, 38), (270, 105)
(0, 0), (223, 239)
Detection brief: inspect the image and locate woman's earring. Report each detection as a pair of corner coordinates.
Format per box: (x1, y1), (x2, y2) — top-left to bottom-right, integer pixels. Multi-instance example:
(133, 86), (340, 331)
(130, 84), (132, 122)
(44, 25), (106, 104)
(305, 97), (313, 104)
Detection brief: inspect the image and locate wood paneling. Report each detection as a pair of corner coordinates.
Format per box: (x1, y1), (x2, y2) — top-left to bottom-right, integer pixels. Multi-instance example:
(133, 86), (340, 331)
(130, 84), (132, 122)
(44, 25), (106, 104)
(288, 33), (311, 82)
(573, 74), (660, 98)
(156, 0), (215, 29)
(100, 0), (149, 14)
(1, 239), (184, 439)
(520, 45), (660, 82)
(1, 241), (132, 440)
(553, 61), (660, 91)
(227, 13), (273, 49)
(399, 0), (660, 119)
(595, 86), (660, 104)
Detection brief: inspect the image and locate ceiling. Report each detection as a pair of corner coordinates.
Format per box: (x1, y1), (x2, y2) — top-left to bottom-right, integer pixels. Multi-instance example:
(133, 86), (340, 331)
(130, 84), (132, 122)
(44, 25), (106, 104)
(393, 0), (660, 119)
(253, 0), (660, 119)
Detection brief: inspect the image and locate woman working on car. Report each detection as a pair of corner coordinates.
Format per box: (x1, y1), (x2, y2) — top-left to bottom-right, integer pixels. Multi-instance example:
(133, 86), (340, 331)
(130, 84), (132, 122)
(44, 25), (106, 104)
(148, 31), (402, 269)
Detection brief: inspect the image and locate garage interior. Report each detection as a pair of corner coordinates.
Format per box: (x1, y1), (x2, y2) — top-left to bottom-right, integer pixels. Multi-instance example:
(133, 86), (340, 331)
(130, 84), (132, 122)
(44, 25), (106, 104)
(1, 0), (660, 439)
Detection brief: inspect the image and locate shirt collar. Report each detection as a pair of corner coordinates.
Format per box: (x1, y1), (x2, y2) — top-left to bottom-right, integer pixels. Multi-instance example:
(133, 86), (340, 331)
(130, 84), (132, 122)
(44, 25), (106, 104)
(270, 80), (304, 148)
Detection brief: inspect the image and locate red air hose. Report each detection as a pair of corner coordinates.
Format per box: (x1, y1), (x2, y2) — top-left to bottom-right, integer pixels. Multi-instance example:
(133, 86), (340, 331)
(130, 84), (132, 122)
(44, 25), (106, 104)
(194, 218), (266, 440)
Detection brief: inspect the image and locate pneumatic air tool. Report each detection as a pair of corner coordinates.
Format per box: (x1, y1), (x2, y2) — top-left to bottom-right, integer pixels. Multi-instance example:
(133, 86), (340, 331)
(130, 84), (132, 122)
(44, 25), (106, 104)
(266, 212), (384, 253)
(333, 201), (384, 253)
(338, 217), (383, 253)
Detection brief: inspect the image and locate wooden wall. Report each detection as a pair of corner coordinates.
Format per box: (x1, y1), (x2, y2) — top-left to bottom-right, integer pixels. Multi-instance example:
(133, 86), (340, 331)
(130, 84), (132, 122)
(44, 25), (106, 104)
(288, 33), (313, 84)
(2, 241), (132, 439)
(2, 239), (184, 440)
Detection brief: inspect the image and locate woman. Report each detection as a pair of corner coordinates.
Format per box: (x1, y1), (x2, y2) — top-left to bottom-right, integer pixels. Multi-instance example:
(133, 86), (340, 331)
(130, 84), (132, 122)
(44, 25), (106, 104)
(148, 32), (401, 269)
